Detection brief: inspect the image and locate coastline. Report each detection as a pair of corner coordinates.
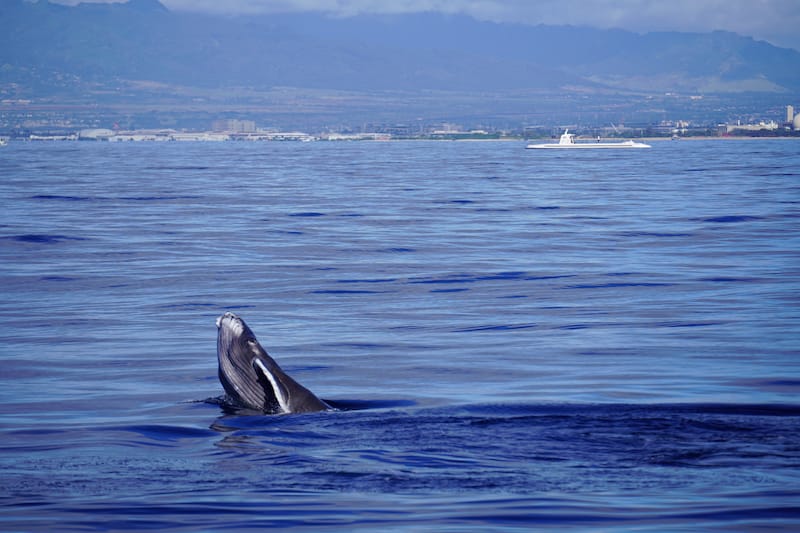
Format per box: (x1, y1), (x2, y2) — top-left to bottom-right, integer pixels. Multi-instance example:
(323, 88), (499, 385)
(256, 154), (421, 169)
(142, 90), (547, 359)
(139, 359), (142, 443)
(3, 133), (798, 143)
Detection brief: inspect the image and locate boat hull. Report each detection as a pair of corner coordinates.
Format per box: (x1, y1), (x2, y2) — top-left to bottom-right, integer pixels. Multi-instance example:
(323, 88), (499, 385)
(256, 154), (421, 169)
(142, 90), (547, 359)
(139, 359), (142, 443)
(526, 141), (651, 149)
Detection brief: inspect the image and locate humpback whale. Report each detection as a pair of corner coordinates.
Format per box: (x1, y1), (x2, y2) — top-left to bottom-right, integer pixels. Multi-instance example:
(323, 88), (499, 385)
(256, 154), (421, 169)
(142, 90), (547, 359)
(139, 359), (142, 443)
(216, 312), (330, 414)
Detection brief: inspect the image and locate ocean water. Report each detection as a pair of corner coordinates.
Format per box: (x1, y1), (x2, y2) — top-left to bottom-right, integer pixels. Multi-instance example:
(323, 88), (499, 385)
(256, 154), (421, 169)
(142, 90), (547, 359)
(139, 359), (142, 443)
(1, 139), (799, 530)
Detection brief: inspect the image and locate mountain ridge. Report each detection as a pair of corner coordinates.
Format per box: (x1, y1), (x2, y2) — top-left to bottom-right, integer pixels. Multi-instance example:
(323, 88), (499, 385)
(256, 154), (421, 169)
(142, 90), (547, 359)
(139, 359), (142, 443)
(1, 0), (799, 99)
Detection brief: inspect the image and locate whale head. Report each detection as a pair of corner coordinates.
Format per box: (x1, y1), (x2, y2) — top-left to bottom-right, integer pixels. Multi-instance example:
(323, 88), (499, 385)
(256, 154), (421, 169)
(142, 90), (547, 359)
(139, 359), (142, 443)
(215, 312), (329, 414)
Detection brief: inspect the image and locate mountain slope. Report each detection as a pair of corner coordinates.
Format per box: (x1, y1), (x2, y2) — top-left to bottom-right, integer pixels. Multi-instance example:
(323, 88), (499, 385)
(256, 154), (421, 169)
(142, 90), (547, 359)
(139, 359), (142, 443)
(2, 0), (799, 97)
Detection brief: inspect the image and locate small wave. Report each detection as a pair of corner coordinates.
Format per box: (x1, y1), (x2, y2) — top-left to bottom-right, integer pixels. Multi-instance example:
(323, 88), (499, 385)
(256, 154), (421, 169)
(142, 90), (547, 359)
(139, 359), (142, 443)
(621, 231), (693, 238)
(431, 288), (469, 293)
(337, 278), (397, 284)
(119, 195), (199, 201)
(558, 323), (590, 330)
(700, 276), (760, 283)
(475, 271), (528, 281)
(103, 424), (217, 444)
(145, 166), (211, 171)
(455, 322), (537, 332)
(311, 289), (384, 295)
(410, 272), (520, 285)
(322, 341), (395, 350)
(31, 194), (93, 201)
(40, 275), (77, 282)
(158, 302), (218, 310)
(2, 234), (87, 244)
(657, 321), (721, 328)
(731, 378), (800, 394)
(701, 215), (764, 223)
(524, 274), (575, 281)
(563, 282), (672, 289)
(324, 399), (417, 411)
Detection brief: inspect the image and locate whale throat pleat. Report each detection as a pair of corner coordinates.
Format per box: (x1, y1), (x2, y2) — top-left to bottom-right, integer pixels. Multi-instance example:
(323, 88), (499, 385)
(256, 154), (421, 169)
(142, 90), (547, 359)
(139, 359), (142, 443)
(254, 358), (289, 413)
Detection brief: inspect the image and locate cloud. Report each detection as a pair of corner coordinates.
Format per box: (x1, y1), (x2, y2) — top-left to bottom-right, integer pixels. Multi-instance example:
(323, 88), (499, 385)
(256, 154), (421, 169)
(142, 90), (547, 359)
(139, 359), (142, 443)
(52, 0), (800, 50)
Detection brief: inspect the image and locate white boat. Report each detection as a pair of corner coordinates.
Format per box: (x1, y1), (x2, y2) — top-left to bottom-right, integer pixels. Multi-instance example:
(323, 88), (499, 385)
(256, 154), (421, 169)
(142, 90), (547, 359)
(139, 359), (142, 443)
(527, 130), (650, 149)
(0, 138), (7, 146)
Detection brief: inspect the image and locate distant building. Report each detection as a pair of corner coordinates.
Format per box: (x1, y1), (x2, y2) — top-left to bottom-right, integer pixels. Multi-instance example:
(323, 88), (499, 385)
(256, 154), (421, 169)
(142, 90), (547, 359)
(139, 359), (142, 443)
(172, 132), (230, 142)
(212, 119), (256, 133)
(787, 104), (800, 130)
(726, 120), (779, 133)
(78, 128), (115, 140)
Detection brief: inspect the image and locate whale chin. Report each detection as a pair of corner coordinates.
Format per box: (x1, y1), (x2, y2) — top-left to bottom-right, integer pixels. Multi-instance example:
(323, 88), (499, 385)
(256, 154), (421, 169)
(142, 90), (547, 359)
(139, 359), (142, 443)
(215, 312), (330, 414)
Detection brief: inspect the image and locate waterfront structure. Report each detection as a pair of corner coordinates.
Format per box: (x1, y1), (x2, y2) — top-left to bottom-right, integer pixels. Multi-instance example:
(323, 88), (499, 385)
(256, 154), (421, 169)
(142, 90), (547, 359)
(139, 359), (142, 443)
(171, 132), (230, 142)
(79, 128), (115, 140)
(321, 133), (389, 141)
(725, 120), (779, 133)
(29, 133), (79, 141)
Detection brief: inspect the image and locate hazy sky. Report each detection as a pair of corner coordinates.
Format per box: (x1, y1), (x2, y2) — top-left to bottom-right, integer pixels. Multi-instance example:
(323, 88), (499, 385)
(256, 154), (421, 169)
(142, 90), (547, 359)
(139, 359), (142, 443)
(52, 0), (800, 50)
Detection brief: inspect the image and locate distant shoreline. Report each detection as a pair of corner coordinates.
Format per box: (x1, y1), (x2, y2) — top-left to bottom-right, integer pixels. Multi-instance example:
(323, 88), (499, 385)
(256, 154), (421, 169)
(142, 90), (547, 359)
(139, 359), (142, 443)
(4, 134), (798, 144)
(377, 134), (800, 141)
(639, 136), (799, 141)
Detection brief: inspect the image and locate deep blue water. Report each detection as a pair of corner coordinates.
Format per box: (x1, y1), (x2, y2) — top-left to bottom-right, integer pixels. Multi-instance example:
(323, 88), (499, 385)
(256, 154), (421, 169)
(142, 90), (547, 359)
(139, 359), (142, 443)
(1, 139), (799, 530)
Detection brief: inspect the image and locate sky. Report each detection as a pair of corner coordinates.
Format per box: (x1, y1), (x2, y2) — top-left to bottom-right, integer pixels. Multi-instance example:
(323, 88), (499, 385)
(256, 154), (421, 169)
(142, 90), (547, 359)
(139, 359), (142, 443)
(52, 0), (800, 51)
